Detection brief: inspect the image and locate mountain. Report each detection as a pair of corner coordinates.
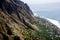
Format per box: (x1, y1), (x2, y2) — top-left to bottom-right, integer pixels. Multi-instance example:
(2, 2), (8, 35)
(0, 0), (60, 40)
(35, 16), (60, 40)
(46, 18), (60, 28)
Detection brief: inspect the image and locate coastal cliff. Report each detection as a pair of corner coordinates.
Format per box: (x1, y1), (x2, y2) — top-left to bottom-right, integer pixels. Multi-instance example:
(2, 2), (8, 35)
(0, 0), (60, 40)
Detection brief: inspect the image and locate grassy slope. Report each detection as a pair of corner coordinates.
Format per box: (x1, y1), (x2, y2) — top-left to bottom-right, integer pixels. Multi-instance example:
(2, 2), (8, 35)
(35, 17), (60, 40)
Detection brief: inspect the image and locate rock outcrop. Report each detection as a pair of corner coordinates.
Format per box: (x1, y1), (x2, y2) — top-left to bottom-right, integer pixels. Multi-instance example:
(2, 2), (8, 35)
(0, 0), (39, 40)
(0, 0), (60, 40)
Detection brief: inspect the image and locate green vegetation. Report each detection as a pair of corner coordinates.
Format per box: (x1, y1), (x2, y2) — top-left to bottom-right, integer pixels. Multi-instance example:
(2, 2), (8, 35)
(18, 23), (51, 40)
(0, 0), (60, 40)
(35, 23), (60, 40)
(36, 23), (51, 40)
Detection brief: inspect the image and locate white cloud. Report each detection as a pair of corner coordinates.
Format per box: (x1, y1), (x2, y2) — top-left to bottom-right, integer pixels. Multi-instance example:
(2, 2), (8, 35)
(21, 0), (60, 4)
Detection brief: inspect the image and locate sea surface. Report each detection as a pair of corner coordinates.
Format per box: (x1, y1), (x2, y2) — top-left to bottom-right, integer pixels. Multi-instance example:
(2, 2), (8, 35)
(40, 16), (60, 28)
(29, 3), (60, 23)
(29, 3), (60, 28)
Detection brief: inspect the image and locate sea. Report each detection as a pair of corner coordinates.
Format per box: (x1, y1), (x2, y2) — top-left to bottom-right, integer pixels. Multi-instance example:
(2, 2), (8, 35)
(29, 3), (60, 22)
(29, 3), (60, 28)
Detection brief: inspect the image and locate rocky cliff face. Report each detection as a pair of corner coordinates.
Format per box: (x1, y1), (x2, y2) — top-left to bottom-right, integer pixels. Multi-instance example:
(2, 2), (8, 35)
(0, 0), (39, 40)
(0, 0), (60, 40)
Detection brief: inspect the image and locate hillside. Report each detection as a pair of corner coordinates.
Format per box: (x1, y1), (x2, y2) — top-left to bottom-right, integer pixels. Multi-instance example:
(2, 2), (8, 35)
(0, 0), (60, 40)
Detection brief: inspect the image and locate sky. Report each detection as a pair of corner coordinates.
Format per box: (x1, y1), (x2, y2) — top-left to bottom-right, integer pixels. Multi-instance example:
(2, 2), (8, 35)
(21, 0), (60, 28)
(21, 0), (60, 22)
(21, 0), (60, 4)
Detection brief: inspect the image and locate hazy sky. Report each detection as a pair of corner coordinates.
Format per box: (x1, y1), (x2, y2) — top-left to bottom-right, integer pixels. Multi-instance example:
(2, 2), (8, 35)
(20, 0), (60, 28)
(21, 0), (60, 22)
(21, 0), (60, 4)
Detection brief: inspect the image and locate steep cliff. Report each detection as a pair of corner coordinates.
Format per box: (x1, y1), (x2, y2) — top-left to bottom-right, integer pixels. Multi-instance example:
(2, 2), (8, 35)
(0, 0), (60, 40)
(0, 0), (40, 40)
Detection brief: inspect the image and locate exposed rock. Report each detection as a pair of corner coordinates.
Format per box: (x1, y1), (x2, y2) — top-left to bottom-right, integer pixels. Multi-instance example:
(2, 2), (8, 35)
(0, 0), (39, 40)
(0, 0), (59, 40)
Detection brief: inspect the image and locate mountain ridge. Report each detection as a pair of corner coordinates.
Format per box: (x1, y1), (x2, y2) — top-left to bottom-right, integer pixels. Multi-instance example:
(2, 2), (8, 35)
(0, 0), (40, 40)
(0, 0), (60, 40)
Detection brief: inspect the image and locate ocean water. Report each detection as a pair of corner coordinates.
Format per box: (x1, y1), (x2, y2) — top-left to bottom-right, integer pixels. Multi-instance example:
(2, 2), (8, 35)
(33, 10), (60, 23)
(29, 3), (60, 23)
(29, 3), (60, 28)
(40, 16), (60, 28)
